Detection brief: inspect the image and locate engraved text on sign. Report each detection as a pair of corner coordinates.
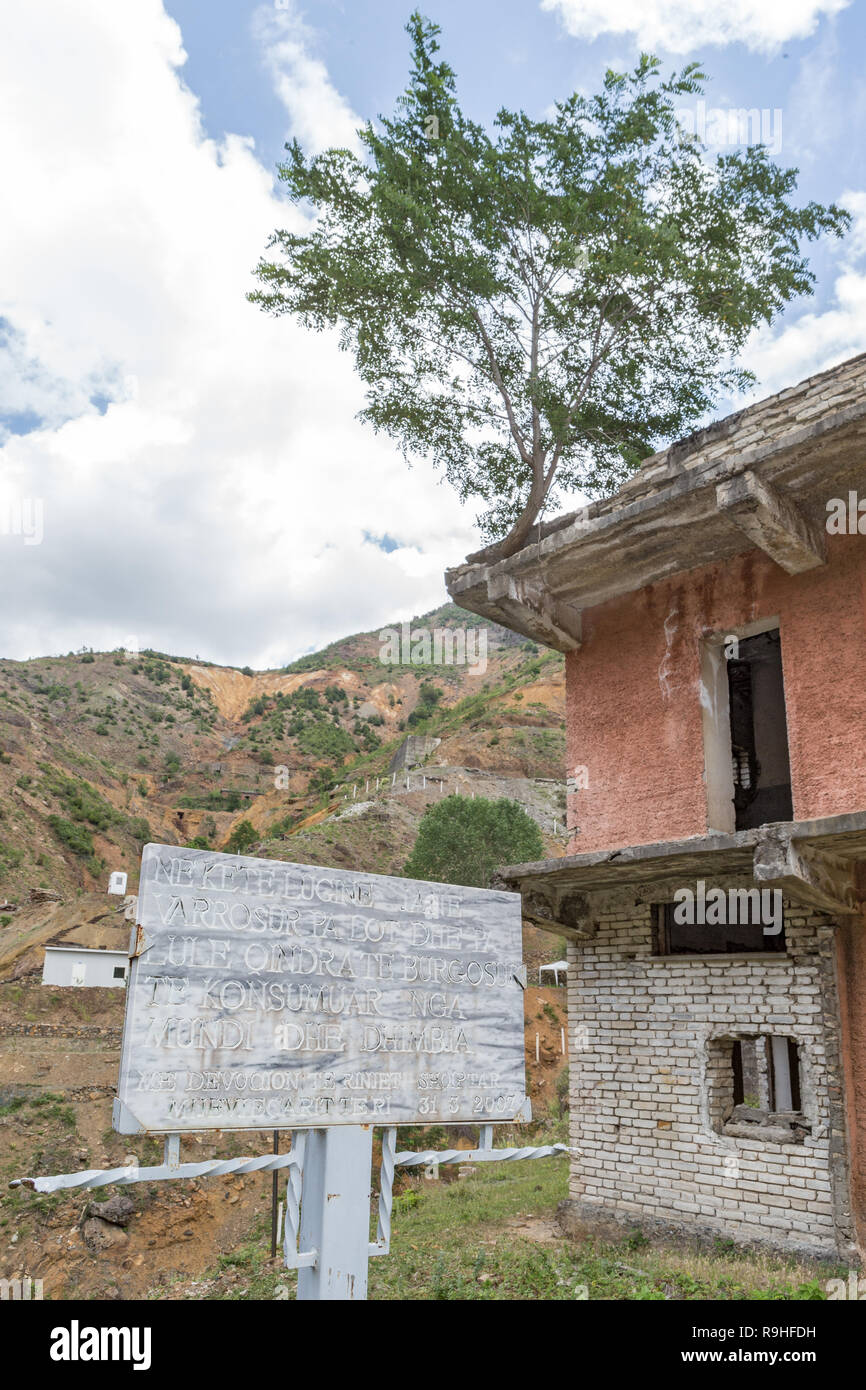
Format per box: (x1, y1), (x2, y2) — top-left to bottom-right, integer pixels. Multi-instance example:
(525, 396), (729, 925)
(114, 845), (528, 1132)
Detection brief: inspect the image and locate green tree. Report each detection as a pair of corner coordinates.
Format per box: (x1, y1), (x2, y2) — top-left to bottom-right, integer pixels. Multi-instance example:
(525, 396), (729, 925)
(250, 13), (848, 560)
(224, 820), (258, 855)
(404, 794), (544, 887)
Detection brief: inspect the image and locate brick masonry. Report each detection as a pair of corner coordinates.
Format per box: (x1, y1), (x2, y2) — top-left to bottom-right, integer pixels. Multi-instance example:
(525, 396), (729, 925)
(563, 882), (857, 1260)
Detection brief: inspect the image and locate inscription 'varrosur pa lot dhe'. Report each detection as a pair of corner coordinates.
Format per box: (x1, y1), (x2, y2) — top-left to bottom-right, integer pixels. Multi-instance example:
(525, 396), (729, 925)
(114, 845), (528, 1133)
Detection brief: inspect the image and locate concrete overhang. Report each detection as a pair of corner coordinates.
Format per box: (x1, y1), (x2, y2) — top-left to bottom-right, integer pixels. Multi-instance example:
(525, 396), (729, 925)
(446, 354), (866, 651)
(493, 811), (866, 938)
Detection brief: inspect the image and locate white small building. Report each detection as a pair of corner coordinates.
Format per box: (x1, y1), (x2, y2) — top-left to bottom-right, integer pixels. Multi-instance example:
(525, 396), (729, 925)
(42, 946), (129, 988)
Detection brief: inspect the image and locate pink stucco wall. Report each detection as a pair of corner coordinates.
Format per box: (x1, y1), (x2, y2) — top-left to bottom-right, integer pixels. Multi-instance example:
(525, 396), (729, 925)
(565, 534), (866, 853)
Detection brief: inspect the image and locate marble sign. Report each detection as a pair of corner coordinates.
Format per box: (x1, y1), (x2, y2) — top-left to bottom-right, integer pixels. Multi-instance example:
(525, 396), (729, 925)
(114, 844), (529, 1133)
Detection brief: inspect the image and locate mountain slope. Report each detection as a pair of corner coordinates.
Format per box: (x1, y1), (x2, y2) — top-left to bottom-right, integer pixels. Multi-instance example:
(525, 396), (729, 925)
(0, 603), (566, 918)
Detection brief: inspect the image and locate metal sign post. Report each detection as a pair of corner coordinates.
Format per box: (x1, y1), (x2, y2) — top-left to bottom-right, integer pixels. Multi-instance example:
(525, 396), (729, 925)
(297, 1126), (374, 1300)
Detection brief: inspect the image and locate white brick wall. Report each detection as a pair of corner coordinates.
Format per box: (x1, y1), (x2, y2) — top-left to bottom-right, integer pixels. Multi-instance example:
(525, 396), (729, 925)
(565, 888), (848, 1255)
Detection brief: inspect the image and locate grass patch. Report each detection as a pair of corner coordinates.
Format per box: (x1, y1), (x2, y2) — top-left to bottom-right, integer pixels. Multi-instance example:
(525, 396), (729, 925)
(172, 1154), (835, 1302)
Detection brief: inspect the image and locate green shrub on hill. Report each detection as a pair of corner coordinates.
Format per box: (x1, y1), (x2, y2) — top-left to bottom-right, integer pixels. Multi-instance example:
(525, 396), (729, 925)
(407, 680), (443, 728)
(296, 722), (355, 763)
(404, 795), (543, 888)
(47, 816), (95, 857)
(40, 769), (120, 832)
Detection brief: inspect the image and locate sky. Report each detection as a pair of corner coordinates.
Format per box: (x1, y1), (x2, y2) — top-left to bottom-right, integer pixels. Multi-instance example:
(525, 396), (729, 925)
(1, 0), (865, 668)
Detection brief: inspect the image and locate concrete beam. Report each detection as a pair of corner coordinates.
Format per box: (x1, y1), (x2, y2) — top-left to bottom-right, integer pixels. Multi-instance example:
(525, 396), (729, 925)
(753, 830), (860, 916)
(716, 470), (827, 574)
(485, 574), (582, 652)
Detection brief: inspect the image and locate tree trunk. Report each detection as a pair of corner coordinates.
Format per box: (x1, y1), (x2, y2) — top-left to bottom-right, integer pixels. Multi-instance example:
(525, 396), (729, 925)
(464, 473), (548, 564)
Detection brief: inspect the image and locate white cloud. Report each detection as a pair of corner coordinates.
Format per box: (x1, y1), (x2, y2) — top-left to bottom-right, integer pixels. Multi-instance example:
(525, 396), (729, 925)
(253, 1), (362, 155)
(541, 0), (851, 55)
(0, 0), (472, 667)
(740, 191), (866, 395)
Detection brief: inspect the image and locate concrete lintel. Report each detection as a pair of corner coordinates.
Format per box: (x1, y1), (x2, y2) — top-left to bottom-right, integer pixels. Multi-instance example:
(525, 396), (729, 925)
(496, 811), (866, 899)
(485, 573), (582, 652)
(753, 830), (860, 916)
(716, 470), (827, 574)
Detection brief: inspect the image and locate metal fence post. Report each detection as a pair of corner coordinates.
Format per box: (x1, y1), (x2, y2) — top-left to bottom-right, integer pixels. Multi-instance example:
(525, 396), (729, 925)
(297, 1125), (374, 1300)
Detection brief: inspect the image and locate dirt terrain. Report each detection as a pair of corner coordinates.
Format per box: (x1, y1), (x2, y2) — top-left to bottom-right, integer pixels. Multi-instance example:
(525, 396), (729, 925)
(0, 601), (570, 1299)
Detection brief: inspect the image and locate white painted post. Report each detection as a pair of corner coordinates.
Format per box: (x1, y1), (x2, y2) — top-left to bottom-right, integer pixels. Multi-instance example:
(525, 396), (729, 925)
(561, 1028), (566, 1055)
(535, 1034), (540, 1063)
(392, 772), (396, 786)
(353, 784), (357, 799)
(297, 1126), (374, 1300)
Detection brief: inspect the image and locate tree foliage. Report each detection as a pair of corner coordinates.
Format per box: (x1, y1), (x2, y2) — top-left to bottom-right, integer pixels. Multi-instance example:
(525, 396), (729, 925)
(224, 819), (258, 855)
(250, 13), (848, 557)
(404, 793), (544, 887)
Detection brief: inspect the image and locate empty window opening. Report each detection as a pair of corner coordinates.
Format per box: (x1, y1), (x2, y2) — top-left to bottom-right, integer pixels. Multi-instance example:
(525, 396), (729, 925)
(709, 1035), (808, 1142)
(652, 900), (785, 955)
(727, 630), (793, 831)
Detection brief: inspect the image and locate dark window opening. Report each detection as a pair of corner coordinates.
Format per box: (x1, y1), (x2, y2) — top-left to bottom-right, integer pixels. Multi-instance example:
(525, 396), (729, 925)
(727, 630), (793, 831)
(112, 966), (126, 980)
(651, 901), (786, 955)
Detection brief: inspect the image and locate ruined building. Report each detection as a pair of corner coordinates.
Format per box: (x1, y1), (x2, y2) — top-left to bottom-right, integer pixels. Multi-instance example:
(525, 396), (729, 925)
(446, 352), (866, 1260)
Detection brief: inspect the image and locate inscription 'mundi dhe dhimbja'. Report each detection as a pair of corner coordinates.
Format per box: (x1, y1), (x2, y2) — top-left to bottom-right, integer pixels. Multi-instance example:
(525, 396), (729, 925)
(113, 844), (528, 1133)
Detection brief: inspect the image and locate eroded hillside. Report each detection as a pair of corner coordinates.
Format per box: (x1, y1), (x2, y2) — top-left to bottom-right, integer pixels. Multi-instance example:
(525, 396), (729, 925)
(0, 603), (566, 907)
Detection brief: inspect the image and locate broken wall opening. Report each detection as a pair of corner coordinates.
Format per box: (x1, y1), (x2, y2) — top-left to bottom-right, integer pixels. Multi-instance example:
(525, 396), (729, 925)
(708, 1033), (809, 1143)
